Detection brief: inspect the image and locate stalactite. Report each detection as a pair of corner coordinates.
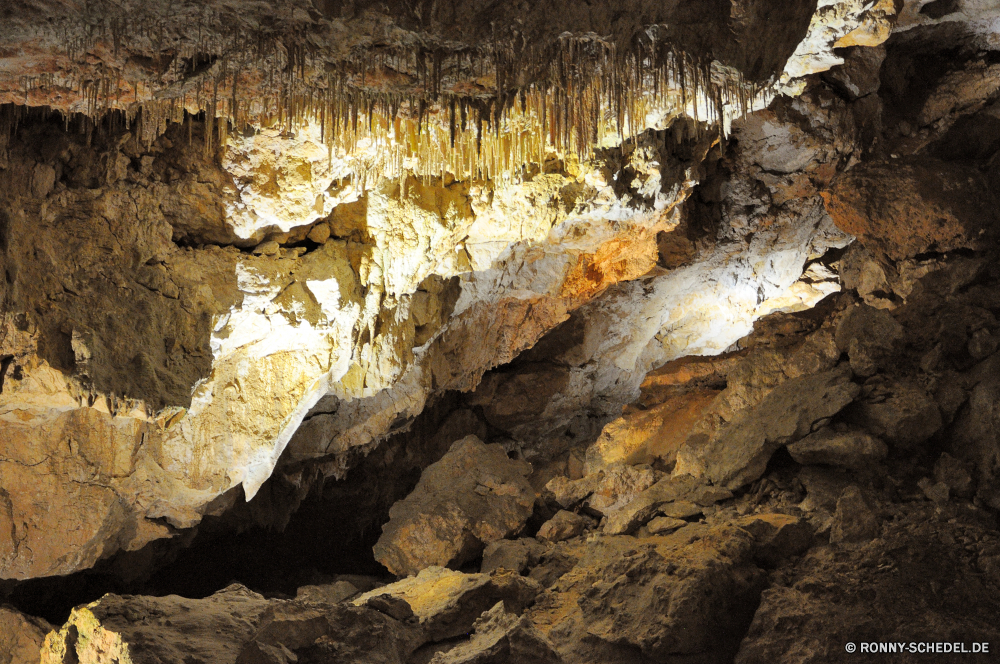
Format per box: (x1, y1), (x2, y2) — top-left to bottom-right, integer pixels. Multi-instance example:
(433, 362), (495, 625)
(25, 11), (771, 186)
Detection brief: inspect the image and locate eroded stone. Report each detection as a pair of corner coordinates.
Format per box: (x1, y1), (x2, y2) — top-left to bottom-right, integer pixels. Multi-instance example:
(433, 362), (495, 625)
(373, 436), (534, 576)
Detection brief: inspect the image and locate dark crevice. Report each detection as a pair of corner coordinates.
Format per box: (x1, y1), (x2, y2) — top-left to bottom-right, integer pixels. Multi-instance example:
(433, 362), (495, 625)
(920, 0), (960, 19)
(0, 354), (13, 392)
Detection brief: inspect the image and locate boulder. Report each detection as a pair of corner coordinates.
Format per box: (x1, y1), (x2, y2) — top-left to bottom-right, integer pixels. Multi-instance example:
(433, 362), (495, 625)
(602, 474), (704, 535)
(1, 606), (52, 664)
(736, 505), (1000, 663)
(295, 580), (362, 605)
(933, 453), (975, 499)
(646, 516), (688, 535)
(584, 390), (718, 472)
(821, 158), (998, 262)
(829, 486), (880, 544)
(428, 602), (562, 664)
(527, 526), (766, 663)
(796, 467), (858, 513)
(967, 328), (999, 360)
(40, 584), (413, 664)
(736, 514), (814, 567)
(786, 426), (888, 469)
(950, 375), (1000, 506)
(544, 475), (599, 509)
(660, 500), (704, 519)
(917, 477), (950, 504)
(352, 567), (541, 643)
(235, 603), (411, 664)
(585, 464), (660, 516)
(363, 594), (416, 621)
(675, 367), (860, 490)
(481, 538), (546, 575)
(834, 304), (904, 377)
(373, 436), (534, 576)
(536, 511), (590, 543)
(845, 378), (942, 450)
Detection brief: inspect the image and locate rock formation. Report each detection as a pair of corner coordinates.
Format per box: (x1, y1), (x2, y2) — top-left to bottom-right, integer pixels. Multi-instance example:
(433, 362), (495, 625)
(1, 0), (1000, 662)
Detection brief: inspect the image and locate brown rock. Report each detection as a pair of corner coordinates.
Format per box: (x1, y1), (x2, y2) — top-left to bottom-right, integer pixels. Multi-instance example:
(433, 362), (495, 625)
(688, 484), (734, 506)
(951, 377), (1000, 501)
(917, 477), (950, 504)
(736, 513), (814, 567)
(646, 516), (688, 535)
(821, 158), (998, 262)
(306, 222), (332, 244)
(967, 328), (999, 360)
(364, 594), (416, 622)
(796, 467), (858, 513)
(0, 606), (52, 664)
(838, 243), (894, 309)
(537, 511), (590, 543)
(660, 500), (703, 519)
(544, 475), (599, 510)
(352, 567), (541, 643)
(845, 378), (942, 450)
(675, 367), (860, 490)
(373, 436), (534, 576)
(585, 464), (659, 516)
(527, 526), (766, 663)
(786, 426), (888, 469)
(584, 389), (718, 472)
(822, 45), (886, 100)
(601, 474), (703, 535)
(40, 584), (410, 664)
(428, 602), (562, 664)
(481, 539), (546, 575)
(736, 505), (1000, 664)
(933, 452), (975, 499)
(829, 486), (880, 544)
(295, 580), (362, 605)
(834, 304), (904, 377)
(253, 240), (281, 256)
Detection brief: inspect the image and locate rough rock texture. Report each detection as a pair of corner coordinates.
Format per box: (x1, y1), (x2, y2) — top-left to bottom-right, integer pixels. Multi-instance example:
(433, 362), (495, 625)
(527, 527), (767, 663)
(0, 0), (905, 582)
(480, 539), (547, 576)
(786, 426), (889, 469)
(427, 602), (562, 664)
(6, 4), (1000, 664)
(352, 567), (540, 643)
(0, 606), (51, 664)
(736, 504), (1000, 664)
(675, 367), (861, 489)
(536, 510), (590, 543)
(39, 584), (414, 664)
(373, 436), (534, 576)
(821, 158), (1000, 261)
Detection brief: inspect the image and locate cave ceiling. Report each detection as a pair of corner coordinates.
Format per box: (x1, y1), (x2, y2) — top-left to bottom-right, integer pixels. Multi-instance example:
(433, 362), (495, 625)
(0, 0), (996, 593)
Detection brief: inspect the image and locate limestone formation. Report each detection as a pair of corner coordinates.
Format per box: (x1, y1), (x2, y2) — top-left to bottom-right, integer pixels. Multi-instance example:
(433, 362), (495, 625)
(675, 367), (861, 490)
(786, 427), (889, 469)
(736, 504), (1000, 664)
(3, 1), (1000, 663)
(372, 436), (535, 576)
(0, 606), (51, 664)
(845, 378), (943, 450)
(527, 526), (767, 662)
(427, 602), (563, 664)
(480, 538), (547, 576)
(536, 510), (590, 543)
(352, 567), (540, 643)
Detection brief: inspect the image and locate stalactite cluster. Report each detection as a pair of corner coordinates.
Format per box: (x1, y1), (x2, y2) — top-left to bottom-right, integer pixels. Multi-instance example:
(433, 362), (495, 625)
(7, 7), (769, 184)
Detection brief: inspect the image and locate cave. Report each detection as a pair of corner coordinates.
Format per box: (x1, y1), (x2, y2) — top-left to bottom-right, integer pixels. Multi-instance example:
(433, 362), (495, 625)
(2, 1), (1000, 663)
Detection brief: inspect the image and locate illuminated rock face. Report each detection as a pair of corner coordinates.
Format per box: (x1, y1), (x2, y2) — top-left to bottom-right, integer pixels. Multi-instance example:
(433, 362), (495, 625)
(0, 0), (910, 582)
